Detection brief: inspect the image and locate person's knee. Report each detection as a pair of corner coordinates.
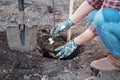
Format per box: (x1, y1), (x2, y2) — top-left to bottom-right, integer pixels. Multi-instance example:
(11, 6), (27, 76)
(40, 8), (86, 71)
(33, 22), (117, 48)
(102, 8), (120, 23)
(94, 8), (120, 35)
(94, 9), (105, 29)
(87, 10), (98, 25)
(94, 8), (120, 28)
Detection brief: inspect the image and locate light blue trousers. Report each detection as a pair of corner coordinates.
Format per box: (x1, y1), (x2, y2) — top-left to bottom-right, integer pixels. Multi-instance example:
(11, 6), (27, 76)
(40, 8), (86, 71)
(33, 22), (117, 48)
(87, 8), (120, 57)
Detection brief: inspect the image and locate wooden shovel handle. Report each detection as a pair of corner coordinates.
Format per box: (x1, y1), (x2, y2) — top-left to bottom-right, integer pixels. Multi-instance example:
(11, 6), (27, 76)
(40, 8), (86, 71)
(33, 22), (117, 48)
(67, 0), (74, 41)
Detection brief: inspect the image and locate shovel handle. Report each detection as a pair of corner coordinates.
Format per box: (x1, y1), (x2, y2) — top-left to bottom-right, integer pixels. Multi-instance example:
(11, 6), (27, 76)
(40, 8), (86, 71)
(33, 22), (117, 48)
(18, 0), (25, 27)
(18, 0), (24, 11)
(67, 0), (74, 41)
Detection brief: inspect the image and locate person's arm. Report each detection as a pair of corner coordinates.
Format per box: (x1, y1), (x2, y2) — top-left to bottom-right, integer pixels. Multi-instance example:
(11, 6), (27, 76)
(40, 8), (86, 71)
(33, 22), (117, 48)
(56, 28), (96, 58)
(69, 1), (95, 24)
(51, 0), (95, 35)
(55, 1), (97, 59)
(74, 28), (96, 45)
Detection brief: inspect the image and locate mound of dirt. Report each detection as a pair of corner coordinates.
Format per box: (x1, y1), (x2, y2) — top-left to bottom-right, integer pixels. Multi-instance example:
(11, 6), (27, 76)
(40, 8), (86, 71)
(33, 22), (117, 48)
(37, 29), (85, 60)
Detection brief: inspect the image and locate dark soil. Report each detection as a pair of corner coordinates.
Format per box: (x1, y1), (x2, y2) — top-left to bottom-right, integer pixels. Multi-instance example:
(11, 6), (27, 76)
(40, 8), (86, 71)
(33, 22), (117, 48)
(0, 29), (103, 80)
(37, 29), (85, 60)
(1, 0), (118, 80)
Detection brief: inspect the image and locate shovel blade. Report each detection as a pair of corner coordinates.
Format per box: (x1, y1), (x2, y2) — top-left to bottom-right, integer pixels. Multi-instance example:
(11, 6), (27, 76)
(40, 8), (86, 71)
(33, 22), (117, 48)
(6, 24), (38, 52)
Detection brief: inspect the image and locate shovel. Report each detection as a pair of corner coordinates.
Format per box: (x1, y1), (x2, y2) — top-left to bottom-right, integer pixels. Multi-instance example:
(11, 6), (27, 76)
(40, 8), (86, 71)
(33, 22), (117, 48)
(18, 0), (25, 46)
(6, 0), (38, 52)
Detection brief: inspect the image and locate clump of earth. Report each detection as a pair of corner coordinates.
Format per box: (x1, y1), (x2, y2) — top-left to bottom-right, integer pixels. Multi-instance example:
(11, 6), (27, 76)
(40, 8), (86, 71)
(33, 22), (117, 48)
(37, 29), (85, 60)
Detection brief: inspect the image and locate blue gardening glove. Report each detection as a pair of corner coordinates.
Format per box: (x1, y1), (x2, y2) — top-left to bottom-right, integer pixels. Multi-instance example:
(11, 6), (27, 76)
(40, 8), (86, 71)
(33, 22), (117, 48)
(51, 18), (74, 35)
(55, 39), (78, 59)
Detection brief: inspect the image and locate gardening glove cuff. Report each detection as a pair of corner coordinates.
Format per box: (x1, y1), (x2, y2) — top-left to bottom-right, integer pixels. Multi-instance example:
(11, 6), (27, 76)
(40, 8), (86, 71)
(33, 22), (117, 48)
(50, 18), (74, 35)
(63, 18), (74, 30)
(55, 39), (78, 59)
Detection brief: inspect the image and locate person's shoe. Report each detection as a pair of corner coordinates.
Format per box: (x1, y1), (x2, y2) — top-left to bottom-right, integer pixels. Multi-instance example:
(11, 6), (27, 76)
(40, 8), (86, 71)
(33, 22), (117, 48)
(90, 54), (120, 71)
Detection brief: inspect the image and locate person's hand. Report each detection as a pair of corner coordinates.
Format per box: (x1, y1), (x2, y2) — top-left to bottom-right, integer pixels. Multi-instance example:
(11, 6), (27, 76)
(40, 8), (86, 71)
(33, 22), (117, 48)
(50, 18), (74, 35)
(55, 39), (78, 59)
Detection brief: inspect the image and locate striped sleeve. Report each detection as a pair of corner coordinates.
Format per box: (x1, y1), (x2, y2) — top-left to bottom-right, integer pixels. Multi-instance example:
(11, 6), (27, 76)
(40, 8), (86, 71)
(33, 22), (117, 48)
(86, 0), (103, 9)
(89, 22), (97, 35)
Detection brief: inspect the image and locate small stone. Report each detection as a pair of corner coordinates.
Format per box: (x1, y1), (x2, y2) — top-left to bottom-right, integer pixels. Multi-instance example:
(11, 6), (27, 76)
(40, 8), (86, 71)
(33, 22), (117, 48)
(85, 76), (97, 80)
(64, 67), (69, 73)
(24, 75), (31, 80)
(41, 75), (49, 80)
